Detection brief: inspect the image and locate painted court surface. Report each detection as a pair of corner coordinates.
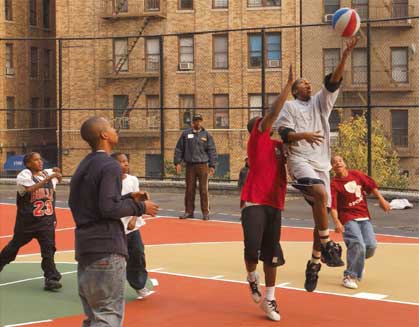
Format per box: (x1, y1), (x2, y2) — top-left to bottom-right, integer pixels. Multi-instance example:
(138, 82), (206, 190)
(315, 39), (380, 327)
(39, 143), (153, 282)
(0, 204), (418, 327)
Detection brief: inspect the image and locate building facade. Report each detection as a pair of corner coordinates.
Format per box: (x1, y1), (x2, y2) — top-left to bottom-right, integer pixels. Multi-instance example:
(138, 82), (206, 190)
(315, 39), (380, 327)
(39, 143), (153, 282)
(0, 0), (57, 172)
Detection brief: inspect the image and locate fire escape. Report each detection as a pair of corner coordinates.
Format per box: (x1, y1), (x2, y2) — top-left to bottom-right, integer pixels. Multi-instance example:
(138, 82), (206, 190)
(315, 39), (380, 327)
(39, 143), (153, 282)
(101, 0), (165, 131)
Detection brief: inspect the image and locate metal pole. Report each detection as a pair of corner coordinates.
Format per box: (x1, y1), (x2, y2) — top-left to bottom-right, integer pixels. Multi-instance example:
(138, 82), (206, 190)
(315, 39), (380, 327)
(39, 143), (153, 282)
(159, 35), (165, 179)
(261, 28), (266, 116)
(58, 39), (63, 171)
(366, 22), (372, 176)
(299, 0), (303, 78)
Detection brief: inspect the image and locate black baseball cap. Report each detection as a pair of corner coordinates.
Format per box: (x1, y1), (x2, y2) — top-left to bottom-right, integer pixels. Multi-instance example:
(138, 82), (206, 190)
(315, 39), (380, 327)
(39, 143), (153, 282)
(192, 114), (203, 121)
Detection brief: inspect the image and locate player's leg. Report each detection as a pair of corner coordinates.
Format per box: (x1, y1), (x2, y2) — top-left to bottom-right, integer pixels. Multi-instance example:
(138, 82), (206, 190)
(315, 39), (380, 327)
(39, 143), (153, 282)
(241, 205), (266, 303)
(182, 163), (196, 218)
(197, 164), (210, 219)
(342, 220), (365, 288)
(360, 220), (377, 278)
(36, 228), (62, 290)
(259, 207), (284, 321)
(0, 230), (33, 272)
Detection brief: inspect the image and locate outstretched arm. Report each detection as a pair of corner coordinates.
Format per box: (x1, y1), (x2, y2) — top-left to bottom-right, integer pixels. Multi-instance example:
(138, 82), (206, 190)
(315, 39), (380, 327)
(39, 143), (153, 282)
(371, 188), (391, 212)
(260, 65), (294, 132)
(330, 36), (359, 83)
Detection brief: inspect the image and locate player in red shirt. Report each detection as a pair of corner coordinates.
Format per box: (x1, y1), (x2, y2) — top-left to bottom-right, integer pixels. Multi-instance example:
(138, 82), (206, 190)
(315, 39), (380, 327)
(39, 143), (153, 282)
(240, 66), (293, 322)
(330, 155), (391, 289)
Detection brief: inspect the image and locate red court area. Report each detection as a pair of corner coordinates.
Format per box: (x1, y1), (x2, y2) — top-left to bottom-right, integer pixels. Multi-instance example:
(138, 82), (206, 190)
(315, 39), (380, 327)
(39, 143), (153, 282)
(0, 203), (418, 327)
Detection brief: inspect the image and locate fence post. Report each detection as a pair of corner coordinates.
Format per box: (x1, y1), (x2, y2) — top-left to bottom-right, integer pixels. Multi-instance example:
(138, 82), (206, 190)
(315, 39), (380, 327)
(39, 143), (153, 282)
(159, 35), (165, 179)
(261, 28), (266, 116)
(299, 0), (303, 78)
(366, 21), (372, 176)
(58, 39), (63, 172)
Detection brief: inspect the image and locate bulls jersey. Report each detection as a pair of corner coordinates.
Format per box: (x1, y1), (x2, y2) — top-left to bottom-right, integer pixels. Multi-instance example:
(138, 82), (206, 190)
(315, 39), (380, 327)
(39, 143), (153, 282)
(15, 169), (57, 232)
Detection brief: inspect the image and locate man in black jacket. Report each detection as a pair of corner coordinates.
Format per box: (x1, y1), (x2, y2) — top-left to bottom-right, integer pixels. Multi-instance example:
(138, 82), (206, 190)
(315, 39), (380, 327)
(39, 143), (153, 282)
(174, 114), (217, 220)
(69, 116), (158, 327)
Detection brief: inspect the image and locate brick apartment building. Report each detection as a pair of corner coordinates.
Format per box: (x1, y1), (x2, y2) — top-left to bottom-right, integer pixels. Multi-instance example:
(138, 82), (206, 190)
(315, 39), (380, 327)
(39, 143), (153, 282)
(1, 0), (418, 187)
(0, 0), (57, 171)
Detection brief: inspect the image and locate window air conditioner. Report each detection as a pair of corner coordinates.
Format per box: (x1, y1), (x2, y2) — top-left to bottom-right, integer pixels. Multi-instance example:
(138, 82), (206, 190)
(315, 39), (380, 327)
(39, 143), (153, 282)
(179, 62), (194, 70)
(267, 59), (280, 68)
(324, 14), (333, 23)
(6, 67), (15, 75)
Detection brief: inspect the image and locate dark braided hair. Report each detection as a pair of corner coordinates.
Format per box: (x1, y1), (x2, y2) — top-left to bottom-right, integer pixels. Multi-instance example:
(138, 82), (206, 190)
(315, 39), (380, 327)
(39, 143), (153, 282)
(23, 152), (39, 167)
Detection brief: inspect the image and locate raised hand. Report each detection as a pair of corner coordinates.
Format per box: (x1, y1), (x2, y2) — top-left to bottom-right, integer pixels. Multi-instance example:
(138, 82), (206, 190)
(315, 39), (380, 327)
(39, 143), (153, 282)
(287, 64), (294, 84)
(343, 36), (359, 58)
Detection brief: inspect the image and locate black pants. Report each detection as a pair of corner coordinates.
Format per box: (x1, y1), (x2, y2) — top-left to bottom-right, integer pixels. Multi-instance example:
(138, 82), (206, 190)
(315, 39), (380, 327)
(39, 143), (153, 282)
(126, 229), (148, 290)
(0, 228), (61, 281)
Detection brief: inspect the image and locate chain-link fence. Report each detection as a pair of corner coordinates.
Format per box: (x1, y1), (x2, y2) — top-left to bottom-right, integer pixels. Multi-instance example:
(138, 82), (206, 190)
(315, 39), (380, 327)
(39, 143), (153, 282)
(1, 5), (418, 189)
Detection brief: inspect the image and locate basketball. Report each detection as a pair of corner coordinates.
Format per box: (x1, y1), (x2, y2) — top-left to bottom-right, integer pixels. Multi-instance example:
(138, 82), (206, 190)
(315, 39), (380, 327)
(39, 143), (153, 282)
(332, 8), (361, 37)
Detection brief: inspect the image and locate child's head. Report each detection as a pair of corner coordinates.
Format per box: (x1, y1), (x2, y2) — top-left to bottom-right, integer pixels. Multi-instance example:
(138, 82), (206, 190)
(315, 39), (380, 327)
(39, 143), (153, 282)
(331, 155), (347, 176)
(111, 152), (129, 174)
(23, 152), (43, 172)
(80, 116), (118, 150)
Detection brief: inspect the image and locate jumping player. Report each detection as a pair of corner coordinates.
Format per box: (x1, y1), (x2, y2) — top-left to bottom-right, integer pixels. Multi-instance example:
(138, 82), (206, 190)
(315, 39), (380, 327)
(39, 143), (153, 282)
(240, 65), (293, 321)
(275, 37), (358, 292)
(111, 152), (154, 299)
(330, 155), (391, 289)
(0, 152), (63, 291)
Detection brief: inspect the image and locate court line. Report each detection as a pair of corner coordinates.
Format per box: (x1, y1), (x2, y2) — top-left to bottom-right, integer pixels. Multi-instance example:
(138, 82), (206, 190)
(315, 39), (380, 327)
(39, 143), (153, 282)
(0, 270), (77, 287)
(4, 319), (53, 327)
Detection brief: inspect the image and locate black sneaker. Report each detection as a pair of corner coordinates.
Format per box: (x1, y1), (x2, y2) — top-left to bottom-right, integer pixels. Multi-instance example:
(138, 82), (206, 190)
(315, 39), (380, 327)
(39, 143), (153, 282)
(320, 241), (345, 267)
(304, 260), (321, 292)
(44, 279), (62, 291)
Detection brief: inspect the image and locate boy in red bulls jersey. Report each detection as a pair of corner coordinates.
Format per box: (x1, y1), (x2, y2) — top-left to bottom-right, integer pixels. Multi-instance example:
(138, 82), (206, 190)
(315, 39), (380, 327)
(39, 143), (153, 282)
(240, 66), (293, 322)
(0, 152), (63, 291)
(330, 155), (391, 289)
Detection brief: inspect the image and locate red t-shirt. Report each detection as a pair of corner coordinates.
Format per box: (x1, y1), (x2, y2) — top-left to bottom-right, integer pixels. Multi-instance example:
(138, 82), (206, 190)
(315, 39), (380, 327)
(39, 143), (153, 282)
(331, 170), (378, 225)
(240, 118), (287, 210)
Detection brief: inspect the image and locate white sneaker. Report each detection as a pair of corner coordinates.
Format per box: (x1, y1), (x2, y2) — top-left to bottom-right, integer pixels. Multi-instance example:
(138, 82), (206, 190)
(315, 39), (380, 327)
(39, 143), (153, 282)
(342, 276), (358, 289)
(247, 272), (262, 303)
(261, 298), (281, 321)
(136, 287), (155, 299)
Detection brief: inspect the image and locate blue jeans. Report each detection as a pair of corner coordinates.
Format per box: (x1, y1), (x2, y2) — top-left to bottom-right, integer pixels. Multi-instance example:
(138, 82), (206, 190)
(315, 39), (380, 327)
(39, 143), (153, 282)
(343, 220), (377, 280)
(78, 254), (126, 327)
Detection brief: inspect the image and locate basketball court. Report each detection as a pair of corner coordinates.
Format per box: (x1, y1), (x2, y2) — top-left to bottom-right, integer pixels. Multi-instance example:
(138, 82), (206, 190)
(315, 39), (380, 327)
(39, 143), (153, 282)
(0, 203), (418, 327)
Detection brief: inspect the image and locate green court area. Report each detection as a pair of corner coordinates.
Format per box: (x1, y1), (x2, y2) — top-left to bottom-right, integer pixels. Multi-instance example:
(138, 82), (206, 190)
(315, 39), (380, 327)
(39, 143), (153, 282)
(0, 262), (146, 326)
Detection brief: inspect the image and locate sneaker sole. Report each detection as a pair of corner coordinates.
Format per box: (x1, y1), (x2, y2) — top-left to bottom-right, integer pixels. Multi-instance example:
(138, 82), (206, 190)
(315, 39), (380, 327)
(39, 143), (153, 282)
(136, 290), (155, 299)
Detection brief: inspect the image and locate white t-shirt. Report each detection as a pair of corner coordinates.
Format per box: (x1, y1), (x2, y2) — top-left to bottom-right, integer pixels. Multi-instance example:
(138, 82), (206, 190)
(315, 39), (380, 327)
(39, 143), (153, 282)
(275, 85), (339, 171)
(16, 168), (58, 196)
(120, 174), (146, 234)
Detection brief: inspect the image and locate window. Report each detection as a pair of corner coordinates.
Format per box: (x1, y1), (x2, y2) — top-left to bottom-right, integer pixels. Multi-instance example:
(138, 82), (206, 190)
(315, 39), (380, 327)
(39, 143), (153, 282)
(115, 0), (128, 13)
(391, 48), (408, 83)
(213, 34), (228, 69)
(392, 0), (408, 18)
(213, 0), (228, 8)
(29, 0), (37, 26)
(247, 0), (280, 7)
(43, 0), (50, 28)
(43, 97), (52, 127)
(179, 0), (193, 10)
(146, 95), (160, 129)
(6, 96), (15, 129)
(146, 38), (160, 71)
(179, 36), (194, 69)
(249, 94), (262, 119)
(113, 95), (129, 129)
(215, 154), (230, 179)
(352, 0), (368, 20)
(5, 43), (14, 75)
(324, 0), (340, 15)
(214, 94), (229, 128)
(329, 110), (341, 132)
(248, 33), (281, 68)
(5, 0), (12, 20)
(323, 48), (340, 76)
(43, 48), (51, 79)
(352, 48), (367, 84)
(30, 47), (38, 78)
(179, 94), (195, 129)
(391, 110), (408, 147)
(113, 38), (128, 72)
(145, 0), (160, 11)
(30, 97), (40, 128)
